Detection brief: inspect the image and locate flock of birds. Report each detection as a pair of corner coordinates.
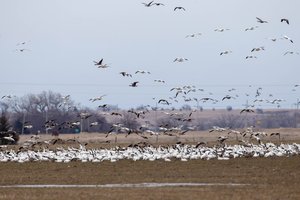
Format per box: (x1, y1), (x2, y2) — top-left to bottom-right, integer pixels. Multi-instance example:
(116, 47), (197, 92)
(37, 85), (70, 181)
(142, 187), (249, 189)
(0, 142), (300, 163)
(1, 2), (299, 163)
(88, 4), (298, 109)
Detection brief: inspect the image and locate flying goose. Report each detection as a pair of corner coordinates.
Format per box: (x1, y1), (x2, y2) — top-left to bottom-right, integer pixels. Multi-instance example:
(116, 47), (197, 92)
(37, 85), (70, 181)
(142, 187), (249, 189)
(1, 95), (13, 99)
(153, 2), (164, 6)
(251, 47), (265, 52)
(94, 58), (110, 68)
(245, 26), (259, 31)
(93, 58), (103, 66)
(218, 136), (229, 143)
(282, 35), (293, 43)
(240, 108), (255, 114)
(185, 33), (202, 38)
(281, 18), (289, 25)
(284, 51), (299, 56)
(245, 55), (257, 59)
(173, 58), (188, 62)
(16, 41), (26, 46)
(267, 37), (277, 42)
(154, 79), (165, 83)
(174, 6), (185, 11)
(89, 95), (106, 102)
(222, 95), (235, 101)
(220, 50), (232, 55)
(142, 1), (154, 7)
(89, 122), (99, 127)
(129, 81), (139, 87)
(256, 17), (268, 23)
(135, 70), (150, 74)
(111, 112), (122, 117)
(98, 104), (108, 108)
(120, 72), (132, 77)
(214, 28), (230, 32)
(158, 99), (170, 105)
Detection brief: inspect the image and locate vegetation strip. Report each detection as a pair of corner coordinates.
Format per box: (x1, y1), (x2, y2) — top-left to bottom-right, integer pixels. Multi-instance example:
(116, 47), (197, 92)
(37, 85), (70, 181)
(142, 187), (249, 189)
(0, 183), (250, 188)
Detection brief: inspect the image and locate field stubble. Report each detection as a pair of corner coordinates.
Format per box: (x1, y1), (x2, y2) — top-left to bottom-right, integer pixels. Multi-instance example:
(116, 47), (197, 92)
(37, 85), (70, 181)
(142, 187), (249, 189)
(1, 128), (300, 199)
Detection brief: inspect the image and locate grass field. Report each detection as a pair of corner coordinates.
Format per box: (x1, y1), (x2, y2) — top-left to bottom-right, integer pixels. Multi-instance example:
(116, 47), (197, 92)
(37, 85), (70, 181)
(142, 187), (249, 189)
(1, 128), (300, 199)
(1, 156), (300, 199)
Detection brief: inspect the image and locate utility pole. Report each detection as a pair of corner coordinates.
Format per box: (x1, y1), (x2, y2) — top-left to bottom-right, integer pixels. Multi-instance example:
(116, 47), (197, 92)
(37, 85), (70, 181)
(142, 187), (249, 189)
(45, 107), (48, 134)
(80, 118), (83, 133)
(21, 112), (25, 135)
(296, 98), (299, 128)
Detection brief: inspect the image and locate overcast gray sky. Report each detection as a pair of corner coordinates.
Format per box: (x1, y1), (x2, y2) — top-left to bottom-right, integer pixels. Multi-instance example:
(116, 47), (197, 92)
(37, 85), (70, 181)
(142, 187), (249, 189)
(1, 0), (300, 109)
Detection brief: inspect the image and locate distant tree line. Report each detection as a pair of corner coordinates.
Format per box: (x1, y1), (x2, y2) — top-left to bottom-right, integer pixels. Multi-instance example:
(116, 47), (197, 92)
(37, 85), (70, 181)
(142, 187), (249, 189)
(0, 91), (299, 136)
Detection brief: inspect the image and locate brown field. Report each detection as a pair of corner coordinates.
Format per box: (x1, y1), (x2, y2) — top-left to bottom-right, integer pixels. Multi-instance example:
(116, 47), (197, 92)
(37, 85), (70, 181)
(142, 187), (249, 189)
(1, 128), (300, 200)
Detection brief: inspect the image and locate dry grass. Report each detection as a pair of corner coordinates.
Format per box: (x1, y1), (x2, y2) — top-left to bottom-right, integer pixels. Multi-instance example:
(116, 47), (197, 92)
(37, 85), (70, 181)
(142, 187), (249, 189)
(0, 157), (300, 199)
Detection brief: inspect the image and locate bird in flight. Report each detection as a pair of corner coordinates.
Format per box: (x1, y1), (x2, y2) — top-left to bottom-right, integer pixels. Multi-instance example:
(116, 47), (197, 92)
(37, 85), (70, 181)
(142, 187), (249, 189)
(222, 95), (235, 101)
(284, 51), (299, 56)
(1, 95), (13, 99)
(135, 70), (151, 74)
(220, 50), (232, 55)
(251, 47), (265, 52)
(246, 55), (257, 59)
(240, 108), (255, 114)
(153, 2), (164, 6)
(174, 6), (185, 11)
(16, 41), (27, 46)
(245, 26), (259, 31)
(214, 28), (230, 32)
(282, 35), (293, 43)
(94, 58), (103, 66)
(129, 81), (139, 87)
(158, 99), (170, 105)
(120, 72), (132, 77)
(94, 58), (110, 68)
(174, 58), (188, 62)
(185, 33), (202, 38)
(142, 1), (154, 7)
(256, 17), (268, 23)
(154, 79), (165, 83)
(89, 95), (106, 102)
(281, 18), (289, 25)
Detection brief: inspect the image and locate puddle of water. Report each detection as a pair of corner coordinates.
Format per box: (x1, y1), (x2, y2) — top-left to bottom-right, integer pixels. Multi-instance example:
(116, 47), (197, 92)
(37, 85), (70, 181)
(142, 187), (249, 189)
(0, 182), (249, 188)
